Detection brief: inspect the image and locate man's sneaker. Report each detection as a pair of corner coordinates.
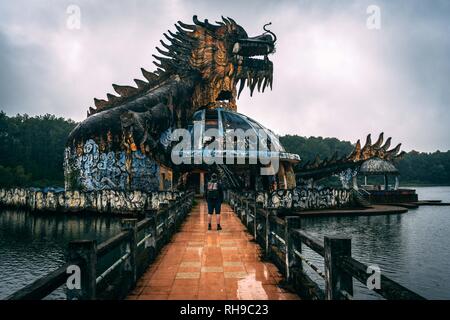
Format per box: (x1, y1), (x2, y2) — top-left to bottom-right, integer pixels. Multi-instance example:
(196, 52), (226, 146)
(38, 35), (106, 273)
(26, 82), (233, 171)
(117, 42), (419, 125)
(208, 224), (212, 230)
(217, 224), (222, 231)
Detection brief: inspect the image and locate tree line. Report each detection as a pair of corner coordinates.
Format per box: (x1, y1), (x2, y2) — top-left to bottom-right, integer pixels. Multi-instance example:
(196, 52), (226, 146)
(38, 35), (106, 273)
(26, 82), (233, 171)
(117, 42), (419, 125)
(280, 135), (450, 186)
(0, 112), (76, 187)
(0, 113), (448, 187)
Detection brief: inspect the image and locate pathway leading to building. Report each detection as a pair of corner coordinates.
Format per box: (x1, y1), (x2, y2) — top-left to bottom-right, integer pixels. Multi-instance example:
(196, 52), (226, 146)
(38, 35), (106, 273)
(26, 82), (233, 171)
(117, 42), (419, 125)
(127, 200), (300, 300)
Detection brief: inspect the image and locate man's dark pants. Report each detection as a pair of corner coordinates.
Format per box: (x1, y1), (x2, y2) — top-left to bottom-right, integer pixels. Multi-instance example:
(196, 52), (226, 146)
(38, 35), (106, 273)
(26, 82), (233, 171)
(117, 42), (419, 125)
(207, 198), (222, 215)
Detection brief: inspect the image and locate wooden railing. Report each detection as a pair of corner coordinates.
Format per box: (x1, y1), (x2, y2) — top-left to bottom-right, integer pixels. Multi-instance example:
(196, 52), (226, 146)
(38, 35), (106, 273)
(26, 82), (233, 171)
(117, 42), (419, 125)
(226, 190), (425, 300)
(6, 191), (194, 300)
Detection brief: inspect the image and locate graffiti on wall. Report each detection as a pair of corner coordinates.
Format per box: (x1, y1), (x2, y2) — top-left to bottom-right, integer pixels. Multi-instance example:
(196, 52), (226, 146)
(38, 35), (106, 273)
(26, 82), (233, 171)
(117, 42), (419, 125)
(268, 187), (352, 210)
(335, 168), (358, 189)
(0, 188), (184, 213)
(64, 139), (160, 192)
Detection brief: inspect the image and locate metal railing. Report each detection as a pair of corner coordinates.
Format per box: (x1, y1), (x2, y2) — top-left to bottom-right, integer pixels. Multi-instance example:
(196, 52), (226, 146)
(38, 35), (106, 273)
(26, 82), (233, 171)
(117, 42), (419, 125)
(6, 191), (194, 300)
(227, 190), (425, 300)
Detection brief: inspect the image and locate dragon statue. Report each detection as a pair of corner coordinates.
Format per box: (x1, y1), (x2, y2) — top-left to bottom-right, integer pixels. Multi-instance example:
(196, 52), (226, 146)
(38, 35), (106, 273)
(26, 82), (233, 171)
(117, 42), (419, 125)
(296, 133), (406, 184)
(65, 16), (277, 192)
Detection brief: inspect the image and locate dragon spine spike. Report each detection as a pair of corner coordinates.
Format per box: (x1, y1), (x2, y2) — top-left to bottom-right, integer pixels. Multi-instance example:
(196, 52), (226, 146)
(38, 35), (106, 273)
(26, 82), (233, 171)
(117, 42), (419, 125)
(363, 134), (372, 148)
(221, 16), (230, 25)
(156, 46), (171, 57)
(372, 132), (384, 149)
(382, 137), (392, 150)
(112, 84), (138, 97)
(387, 143), (402, 156)
(177, 20), (196, 31)
(94, 98), (108, 109)
(106, 93), (120, 102)
(159, 40), (171, 50)
(227, 17), (237, 25)
(141, 68), (157, 82)
(174, 24), (192, 36)
(134, 79), (148, 89)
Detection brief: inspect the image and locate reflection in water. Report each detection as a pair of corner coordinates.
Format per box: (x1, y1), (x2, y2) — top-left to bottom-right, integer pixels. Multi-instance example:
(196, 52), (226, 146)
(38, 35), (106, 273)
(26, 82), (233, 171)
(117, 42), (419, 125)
(300, 186), (450, 299)
(0, 210), (122, 299)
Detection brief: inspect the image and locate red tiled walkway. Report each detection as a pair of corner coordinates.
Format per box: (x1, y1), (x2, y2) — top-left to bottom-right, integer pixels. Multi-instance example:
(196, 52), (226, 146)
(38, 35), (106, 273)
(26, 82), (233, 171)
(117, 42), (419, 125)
(128, 200), (300, 300)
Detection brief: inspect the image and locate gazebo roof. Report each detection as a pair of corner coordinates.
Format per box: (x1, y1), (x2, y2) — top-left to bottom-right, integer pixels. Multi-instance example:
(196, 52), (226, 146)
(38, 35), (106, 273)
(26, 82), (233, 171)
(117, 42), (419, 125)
(359, 158), (399, 175)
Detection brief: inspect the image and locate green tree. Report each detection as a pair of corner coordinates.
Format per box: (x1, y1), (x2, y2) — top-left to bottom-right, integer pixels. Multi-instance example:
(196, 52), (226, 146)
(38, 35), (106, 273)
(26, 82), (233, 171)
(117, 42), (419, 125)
(0, 112), (77, 187)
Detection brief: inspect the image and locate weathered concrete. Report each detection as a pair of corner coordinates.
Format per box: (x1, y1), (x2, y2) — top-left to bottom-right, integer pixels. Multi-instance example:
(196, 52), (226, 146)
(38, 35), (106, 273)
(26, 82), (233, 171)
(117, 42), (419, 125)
(0, 187), (186, 214)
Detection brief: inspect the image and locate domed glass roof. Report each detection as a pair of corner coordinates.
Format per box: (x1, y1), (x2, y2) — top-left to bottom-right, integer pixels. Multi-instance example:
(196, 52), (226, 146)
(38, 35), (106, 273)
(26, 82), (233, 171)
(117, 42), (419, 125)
(185, 108), (300, 162)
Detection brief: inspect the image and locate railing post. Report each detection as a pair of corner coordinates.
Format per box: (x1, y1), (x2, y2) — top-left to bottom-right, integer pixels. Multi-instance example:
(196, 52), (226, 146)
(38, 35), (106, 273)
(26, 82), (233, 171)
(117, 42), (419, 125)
(159, 203), (169, 243)
(264, 209), (271, 257)
(285, 216), (302, 282)
(169, 199), (176, 231)
(252, 198), (257, 240)
(324, 236), (353, 300)
(66, 240), (97, 300)
(144, 210), (156, 260)
(245, 198), (250, 227)
(121, 219), (137, 288)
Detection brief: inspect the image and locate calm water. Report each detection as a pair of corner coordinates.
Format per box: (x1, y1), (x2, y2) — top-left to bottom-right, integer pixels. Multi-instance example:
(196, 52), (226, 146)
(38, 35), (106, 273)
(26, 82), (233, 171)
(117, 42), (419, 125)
(0, 211), (122, 299)
(300, 186), (450, 300)
(0, 187), (449, 300)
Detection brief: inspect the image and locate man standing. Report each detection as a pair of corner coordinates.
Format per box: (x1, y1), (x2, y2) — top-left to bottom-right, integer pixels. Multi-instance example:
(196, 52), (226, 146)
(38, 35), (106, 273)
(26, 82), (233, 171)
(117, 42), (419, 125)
(206, 173), (223, 231)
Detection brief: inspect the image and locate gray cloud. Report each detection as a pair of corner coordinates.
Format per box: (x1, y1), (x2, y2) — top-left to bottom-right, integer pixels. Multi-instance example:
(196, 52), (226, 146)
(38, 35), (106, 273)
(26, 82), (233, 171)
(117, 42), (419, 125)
(0, 0), (449, 151)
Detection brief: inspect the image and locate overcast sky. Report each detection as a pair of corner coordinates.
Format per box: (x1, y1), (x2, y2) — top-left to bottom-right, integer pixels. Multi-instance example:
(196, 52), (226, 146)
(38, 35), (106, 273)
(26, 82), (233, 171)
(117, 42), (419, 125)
(0, 0), (449, 152)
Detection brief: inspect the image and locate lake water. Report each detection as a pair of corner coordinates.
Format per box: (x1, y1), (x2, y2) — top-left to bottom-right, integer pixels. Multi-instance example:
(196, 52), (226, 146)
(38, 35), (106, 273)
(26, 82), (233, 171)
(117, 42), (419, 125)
(0, 186), (449, 300)
(300, 186), (450, 299)
(0, 211), (122, 299)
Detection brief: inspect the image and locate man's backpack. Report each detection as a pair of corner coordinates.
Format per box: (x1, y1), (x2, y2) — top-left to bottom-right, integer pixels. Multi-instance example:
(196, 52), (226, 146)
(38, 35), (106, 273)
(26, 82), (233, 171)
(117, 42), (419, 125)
(207, 181), (219, 199)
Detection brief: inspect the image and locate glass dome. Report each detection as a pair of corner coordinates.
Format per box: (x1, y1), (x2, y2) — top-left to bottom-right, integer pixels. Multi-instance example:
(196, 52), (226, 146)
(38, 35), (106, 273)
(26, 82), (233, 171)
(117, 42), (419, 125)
(185, 108), (300, 162)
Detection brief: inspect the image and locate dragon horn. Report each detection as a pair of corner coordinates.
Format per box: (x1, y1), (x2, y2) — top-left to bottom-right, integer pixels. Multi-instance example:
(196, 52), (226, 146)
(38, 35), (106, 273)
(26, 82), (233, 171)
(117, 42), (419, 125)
(263, 22), (277, 43)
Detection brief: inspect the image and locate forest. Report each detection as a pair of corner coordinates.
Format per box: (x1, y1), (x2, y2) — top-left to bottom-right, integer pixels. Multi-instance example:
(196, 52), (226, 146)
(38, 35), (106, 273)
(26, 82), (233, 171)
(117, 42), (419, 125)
(0, 112), (449, 187)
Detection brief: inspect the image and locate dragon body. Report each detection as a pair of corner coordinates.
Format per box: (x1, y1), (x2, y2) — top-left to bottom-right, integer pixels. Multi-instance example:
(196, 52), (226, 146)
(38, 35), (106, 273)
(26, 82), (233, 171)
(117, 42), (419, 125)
(65, 16), (277, 192)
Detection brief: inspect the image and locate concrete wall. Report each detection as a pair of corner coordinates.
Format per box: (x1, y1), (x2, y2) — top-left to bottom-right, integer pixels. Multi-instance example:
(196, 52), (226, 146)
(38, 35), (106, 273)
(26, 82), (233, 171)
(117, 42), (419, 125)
(243, 187), (353, 210)
(0, 188), (185, 214)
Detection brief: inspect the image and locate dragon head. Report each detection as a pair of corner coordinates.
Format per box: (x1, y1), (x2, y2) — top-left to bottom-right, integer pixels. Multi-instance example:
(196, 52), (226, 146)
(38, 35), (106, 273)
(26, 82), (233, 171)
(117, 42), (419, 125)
(87, 16), (276, 119)
(156, 15), (276, 111)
